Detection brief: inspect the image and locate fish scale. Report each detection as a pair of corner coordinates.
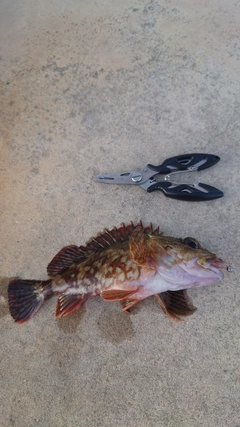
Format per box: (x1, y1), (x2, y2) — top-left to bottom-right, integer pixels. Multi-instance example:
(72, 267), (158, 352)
(8, 221), (229, 324)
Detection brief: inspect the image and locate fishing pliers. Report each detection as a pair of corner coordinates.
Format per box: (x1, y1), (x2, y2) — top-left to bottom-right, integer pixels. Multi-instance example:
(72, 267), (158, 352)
(97, 153), (223, 201)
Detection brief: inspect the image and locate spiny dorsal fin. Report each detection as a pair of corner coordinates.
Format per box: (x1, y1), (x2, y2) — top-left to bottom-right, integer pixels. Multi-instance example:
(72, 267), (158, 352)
(81, 221), (160, 253)
(47, 222), (161, 276)
(155, 290), (197, 321)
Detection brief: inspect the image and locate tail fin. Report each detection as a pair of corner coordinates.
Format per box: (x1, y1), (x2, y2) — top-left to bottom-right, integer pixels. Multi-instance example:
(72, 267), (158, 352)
(8, 279), (52, 324)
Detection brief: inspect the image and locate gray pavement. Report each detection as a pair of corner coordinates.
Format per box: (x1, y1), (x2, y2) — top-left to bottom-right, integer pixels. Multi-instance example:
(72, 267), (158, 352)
(0, 1), (239, 426)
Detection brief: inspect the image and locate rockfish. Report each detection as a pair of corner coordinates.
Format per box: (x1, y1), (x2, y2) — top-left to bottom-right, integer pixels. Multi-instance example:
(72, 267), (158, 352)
(8, 221), (228, 324)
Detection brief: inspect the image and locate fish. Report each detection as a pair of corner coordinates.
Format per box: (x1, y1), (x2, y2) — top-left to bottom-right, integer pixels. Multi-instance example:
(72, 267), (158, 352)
(8, 221), (229, 324)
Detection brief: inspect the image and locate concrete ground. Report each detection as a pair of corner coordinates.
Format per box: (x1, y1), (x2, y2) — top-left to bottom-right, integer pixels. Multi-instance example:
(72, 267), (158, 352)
(1, 0), (239, 426)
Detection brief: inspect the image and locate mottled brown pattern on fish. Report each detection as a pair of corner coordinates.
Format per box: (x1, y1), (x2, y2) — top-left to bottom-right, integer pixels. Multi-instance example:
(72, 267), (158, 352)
(51, 241), (141, 298)
(8, 221), (228, 323)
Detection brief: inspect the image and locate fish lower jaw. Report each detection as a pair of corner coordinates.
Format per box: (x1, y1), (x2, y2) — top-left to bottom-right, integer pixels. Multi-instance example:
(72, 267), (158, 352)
(202, 259), (225, 281)
(207, 266), (224, 281)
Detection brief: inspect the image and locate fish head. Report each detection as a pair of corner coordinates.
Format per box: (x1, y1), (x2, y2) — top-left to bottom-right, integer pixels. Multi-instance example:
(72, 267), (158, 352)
(149, 234), (228, 288)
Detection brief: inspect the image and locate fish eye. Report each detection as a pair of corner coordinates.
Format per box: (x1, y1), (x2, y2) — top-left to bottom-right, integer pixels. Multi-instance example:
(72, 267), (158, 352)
(184, 237), (199, 249)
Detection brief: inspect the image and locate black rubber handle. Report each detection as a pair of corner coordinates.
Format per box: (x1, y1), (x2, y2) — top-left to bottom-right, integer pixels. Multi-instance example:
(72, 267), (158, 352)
(147, 182), (224, 201)
(147, 153), (220, 174)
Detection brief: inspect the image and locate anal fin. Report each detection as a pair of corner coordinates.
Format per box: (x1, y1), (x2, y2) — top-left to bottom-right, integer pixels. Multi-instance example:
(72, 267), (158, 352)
(155, 290), (197, 322)
(56, 292), (89, 318)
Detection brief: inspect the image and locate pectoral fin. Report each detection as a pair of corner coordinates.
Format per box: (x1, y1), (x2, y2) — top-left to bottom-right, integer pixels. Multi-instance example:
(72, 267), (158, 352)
(101, 289), (137, 302)
(155, 290), (197, 321)
(120, 298), (140, 312)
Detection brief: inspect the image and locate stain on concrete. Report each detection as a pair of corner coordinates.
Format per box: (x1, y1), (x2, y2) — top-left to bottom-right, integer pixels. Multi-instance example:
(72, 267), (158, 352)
(57, 304), (87, 334)
(97, 307), (135, 344)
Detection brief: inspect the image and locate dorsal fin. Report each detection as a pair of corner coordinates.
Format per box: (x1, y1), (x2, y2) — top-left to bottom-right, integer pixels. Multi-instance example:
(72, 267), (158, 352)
(47, 245), (83, 276)
(47, 222), (161, 276)
(83, 221), (160, 252)
(85, 221), (136, 250)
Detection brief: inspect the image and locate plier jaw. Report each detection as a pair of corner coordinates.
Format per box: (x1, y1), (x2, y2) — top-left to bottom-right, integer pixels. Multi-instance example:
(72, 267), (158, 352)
(97, 153), (224, 201)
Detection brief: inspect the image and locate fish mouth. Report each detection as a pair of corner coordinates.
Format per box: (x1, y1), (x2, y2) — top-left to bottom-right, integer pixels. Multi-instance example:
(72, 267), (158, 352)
(209, 259), (228, 269)
(187, 256), (227, 282)
(204, 258), (227, 280)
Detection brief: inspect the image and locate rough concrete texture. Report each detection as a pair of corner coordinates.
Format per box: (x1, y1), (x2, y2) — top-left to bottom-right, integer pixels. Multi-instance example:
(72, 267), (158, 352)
(0, 0), (240, 426)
